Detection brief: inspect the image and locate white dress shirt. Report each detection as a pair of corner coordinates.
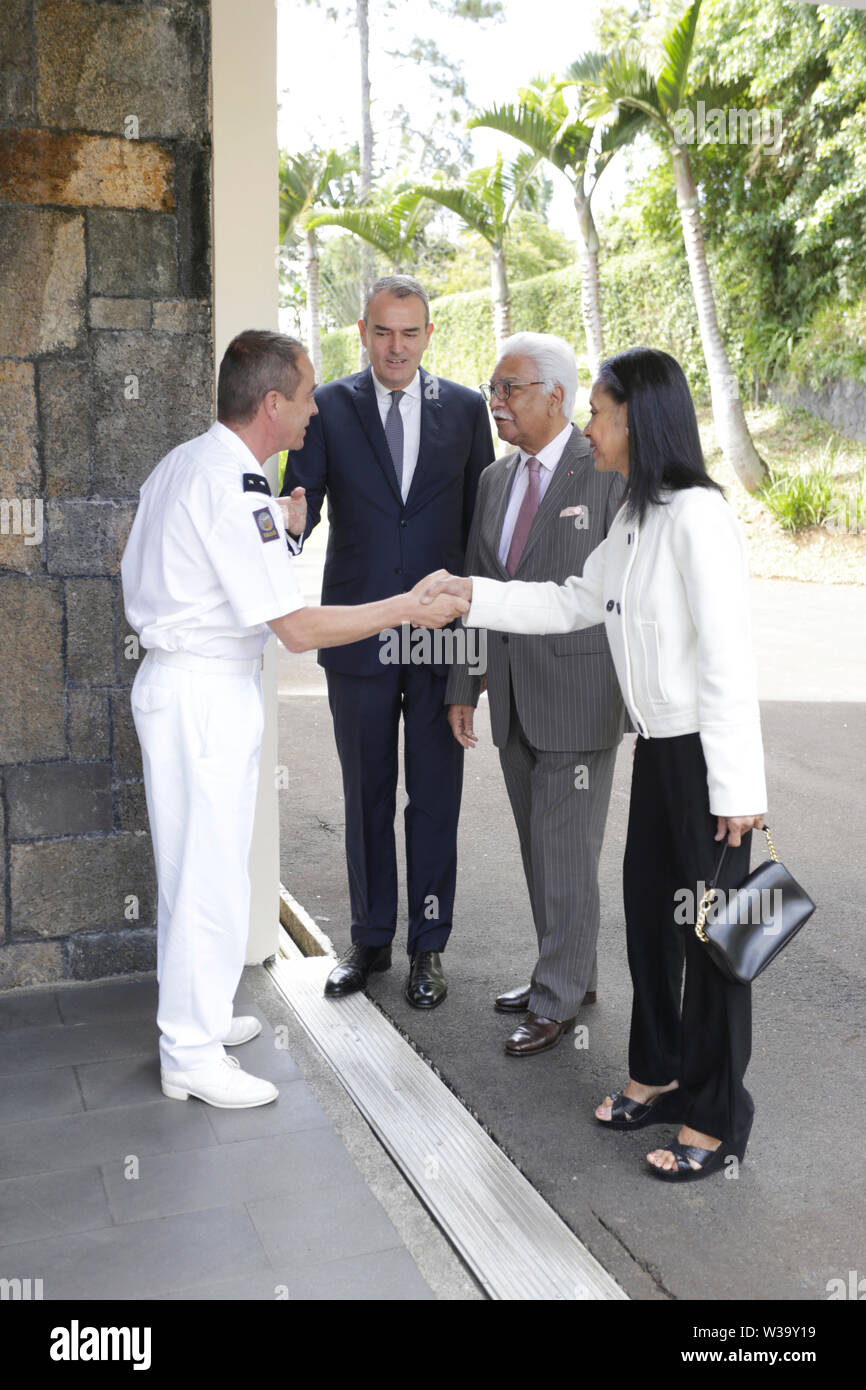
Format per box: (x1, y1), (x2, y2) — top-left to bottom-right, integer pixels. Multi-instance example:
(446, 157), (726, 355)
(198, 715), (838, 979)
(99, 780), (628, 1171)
(372, 369), (422, 502)
(497, 422), (575, 567)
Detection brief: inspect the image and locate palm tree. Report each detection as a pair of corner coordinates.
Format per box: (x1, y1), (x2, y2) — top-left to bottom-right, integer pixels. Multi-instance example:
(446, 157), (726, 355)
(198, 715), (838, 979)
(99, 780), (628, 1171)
(355, 0), (377, 333)
(469, 80), (644, 379)
(569, 0), (768, 491)
(306, 188), (428, 278)
(278, 148), (358, 380)
(410, 151), (545, 355)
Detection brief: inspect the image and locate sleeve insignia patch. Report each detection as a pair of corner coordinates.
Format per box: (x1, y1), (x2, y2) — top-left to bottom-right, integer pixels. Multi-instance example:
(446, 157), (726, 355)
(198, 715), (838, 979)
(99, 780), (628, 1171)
(253, 507), (279, 543)
(243, 473), (271, 495)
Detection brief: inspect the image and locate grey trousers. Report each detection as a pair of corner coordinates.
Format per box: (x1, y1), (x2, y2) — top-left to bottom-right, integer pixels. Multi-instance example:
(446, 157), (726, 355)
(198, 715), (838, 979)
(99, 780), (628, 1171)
(498, 687), (618, 1020)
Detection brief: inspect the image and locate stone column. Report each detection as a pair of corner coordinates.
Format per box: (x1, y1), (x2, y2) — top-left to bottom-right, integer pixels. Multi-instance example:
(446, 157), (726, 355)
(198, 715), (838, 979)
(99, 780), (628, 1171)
(0, 0), (213, 987)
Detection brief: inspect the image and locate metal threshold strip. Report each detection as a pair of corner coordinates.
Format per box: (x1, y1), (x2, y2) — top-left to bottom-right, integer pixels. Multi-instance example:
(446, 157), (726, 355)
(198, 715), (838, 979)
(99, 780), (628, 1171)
(266, 934), (627, 1302)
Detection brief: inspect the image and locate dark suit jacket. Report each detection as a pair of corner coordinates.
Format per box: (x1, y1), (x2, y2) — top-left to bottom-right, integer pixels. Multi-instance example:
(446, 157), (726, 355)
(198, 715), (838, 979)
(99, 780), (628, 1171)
(282, 365), (494, 676)
(444, 427), (627, 752)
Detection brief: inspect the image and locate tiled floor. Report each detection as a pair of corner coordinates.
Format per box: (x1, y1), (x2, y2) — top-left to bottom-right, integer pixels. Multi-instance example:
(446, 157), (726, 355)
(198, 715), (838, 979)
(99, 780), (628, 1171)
(0, 972), (434, 1301)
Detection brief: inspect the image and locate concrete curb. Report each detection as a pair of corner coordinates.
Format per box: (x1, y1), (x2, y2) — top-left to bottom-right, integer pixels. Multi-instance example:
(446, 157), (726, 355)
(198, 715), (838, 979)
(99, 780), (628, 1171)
(279, 883), (335, 959)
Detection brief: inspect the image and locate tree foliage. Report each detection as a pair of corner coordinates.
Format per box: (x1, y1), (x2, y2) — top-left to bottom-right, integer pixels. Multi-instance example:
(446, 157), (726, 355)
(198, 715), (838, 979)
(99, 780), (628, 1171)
(294, 0), (866, 408)
(595, 0), (866, 385)
(432, 209), (576, 296)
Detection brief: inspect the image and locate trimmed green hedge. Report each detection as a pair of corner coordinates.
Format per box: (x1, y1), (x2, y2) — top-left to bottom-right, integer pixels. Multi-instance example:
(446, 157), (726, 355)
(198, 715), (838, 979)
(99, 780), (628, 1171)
(322, 327), (360, 383)
(425, 288), (495, 392)
(321, 251), (866, 405)
(321, 246), (744, 402)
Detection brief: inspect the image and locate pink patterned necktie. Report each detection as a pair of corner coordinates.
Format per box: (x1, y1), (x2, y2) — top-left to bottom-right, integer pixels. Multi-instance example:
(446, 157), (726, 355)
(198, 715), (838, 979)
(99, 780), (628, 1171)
(506, 457), (542, 575)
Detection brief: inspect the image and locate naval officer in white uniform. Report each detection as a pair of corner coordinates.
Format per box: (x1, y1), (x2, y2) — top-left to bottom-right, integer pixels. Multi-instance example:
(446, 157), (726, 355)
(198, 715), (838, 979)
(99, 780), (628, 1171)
(122, 330), (468, 1109)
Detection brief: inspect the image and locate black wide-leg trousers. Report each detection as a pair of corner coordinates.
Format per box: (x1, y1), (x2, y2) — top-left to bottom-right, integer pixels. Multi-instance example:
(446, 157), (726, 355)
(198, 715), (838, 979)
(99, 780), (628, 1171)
(624, 732), (755, 1158)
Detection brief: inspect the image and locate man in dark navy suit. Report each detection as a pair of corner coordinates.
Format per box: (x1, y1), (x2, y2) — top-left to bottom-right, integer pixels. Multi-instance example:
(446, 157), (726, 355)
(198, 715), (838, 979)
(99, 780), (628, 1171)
(282, 275), (494, 1007)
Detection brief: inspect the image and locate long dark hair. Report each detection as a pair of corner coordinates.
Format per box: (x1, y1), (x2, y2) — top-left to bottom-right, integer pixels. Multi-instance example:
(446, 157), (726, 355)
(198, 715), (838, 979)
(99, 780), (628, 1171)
(595, 347), (722, 523)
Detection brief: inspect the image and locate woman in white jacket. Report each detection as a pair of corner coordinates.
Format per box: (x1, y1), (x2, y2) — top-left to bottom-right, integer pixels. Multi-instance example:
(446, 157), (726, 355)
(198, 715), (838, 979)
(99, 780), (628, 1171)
(423, 347), (767, 1181)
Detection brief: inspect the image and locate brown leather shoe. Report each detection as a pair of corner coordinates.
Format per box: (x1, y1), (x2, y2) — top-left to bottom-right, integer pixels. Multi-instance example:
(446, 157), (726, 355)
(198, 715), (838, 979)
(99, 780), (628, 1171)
(494, 984), (532, 1013)
(495, 985), (597, 1013)
(504, 1011), (576, 1056)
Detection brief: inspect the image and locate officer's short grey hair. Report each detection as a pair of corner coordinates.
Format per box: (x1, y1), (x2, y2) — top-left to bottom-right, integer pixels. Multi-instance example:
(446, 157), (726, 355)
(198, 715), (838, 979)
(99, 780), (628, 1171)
(498, 331), (578, 421)
(218, 330), (306, 425)
(364, 274), (430, 327)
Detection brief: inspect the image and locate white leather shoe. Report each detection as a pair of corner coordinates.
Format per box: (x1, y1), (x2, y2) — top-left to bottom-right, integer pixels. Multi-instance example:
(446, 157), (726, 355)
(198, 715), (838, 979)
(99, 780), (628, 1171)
(222, 1015), (262, 1046)
(161, 1056), (278, 1108)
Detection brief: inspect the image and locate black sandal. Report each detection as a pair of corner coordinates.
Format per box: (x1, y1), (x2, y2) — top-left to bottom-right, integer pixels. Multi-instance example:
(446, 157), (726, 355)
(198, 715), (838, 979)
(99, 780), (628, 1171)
(595, 1085), (682, 1131)
(647, 1139), (728, 1182)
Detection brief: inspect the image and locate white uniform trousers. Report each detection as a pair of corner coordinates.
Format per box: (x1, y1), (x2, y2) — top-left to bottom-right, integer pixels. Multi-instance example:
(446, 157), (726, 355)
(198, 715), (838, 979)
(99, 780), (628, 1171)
(131, 649), (264, 1072)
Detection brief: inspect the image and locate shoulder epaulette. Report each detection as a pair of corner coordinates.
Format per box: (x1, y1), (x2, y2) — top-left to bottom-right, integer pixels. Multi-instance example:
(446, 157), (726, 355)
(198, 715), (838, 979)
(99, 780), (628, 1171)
(243, 473), (271, 496)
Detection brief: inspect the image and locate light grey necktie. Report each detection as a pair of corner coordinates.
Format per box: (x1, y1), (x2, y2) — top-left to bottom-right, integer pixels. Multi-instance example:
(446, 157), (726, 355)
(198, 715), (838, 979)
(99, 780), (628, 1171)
(384, 389), (404, 491)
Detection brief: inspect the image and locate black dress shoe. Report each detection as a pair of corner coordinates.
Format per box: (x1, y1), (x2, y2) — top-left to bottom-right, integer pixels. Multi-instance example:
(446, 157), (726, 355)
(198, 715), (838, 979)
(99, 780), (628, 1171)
(494, 984), (597, 1012)
(324, 943), (391, 998)
(404, 950), (447, 1009)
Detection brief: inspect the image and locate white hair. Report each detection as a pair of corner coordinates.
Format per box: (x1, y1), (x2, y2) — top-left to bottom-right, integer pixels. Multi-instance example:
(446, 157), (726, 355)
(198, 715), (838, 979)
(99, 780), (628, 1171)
(498, 332), (578, 421)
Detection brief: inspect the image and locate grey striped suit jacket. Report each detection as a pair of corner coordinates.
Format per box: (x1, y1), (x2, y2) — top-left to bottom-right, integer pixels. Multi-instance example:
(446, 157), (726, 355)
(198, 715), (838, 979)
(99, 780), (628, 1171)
(445, 427), (627, 752)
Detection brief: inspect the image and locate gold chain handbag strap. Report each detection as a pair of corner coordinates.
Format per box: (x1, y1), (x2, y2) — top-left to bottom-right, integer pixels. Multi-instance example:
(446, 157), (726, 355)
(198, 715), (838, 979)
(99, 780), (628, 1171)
(695, 825), (775, 943)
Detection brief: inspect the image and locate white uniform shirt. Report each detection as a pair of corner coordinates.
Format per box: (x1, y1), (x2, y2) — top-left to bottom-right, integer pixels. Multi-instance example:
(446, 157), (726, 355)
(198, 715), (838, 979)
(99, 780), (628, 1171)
(122, 421), (306, 660)
(372, 369), (422, 501)
(497, 421), (574, 567)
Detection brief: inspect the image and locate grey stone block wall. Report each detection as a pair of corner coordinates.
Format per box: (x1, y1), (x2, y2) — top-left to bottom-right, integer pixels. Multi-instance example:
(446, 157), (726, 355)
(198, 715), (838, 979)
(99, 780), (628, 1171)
(0, 0), (213, 989)
(770, 377), (866, 447)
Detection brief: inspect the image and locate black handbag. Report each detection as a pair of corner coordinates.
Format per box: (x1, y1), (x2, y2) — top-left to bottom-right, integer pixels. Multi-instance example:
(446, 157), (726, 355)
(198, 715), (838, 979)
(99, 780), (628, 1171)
(695, 826), (816, 984)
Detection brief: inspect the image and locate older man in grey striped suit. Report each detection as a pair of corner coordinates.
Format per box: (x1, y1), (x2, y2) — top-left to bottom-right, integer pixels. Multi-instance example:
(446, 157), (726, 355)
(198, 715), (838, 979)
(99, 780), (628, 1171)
(446, 333), (626, 1055)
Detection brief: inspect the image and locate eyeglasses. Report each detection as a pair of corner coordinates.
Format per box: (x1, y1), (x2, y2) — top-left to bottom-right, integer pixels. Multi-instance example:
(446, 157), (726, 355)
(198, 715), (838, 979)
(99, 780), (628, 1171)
(479, 380), (546, 402)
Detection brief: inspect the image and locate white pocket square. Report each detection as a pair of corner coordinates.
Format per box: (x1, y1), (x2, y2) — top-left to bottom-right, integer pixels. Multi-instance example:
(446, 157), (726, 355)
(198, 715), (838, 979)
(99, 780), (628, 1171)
(559, 505), (587, 517)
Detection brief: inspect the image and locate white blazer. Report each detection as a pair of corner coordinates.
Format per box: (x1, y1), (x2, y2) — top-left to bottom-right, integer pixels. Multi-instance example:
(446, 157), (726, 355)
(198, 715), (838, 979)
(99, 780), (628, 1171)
(467, 485), (767, 816)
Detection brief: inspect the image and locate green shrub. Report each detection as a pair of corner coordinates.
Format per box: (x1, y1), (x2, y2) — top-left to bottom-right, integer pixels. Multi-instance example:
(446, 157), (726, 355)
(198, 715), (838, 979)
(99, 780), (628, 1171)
(761, 462), (836, 532)
(836, 468), (866, 535)
(786, 294), (866, 391)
